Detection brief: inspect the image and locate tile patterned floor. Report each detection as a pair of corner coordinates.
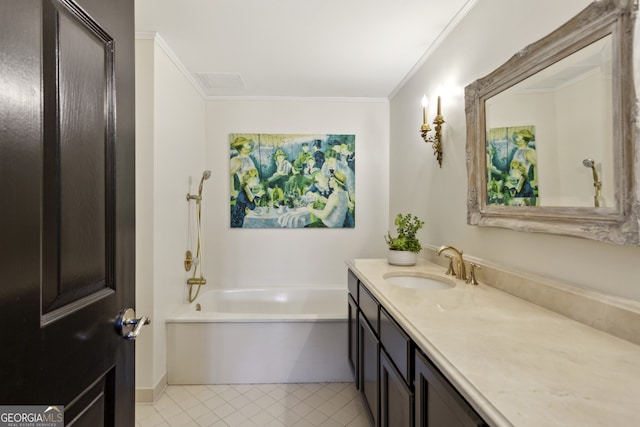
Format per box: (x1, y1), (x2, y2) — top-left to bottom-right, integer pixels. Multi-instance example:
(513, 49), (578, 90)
(135, 382), (370, 427)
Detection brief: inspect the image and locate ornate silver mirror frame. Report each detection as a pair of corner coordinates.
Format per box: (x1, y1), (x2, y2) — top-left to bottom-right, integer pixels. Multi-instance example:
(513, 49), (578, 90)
(465, 0), (639, 245)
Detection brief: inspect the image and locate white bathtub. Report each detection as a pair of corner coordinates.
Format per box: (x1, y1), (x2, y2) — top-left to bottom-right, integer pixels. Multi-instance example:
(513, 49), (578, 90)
(166, 287), (353, 384)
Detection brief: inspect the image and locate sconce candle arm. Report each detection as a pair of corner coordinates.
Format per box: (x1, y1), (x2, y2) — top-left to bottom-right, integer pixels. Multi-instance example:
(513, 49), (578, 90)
(420, 96), (445, 167)
(422, 95), (429, 124)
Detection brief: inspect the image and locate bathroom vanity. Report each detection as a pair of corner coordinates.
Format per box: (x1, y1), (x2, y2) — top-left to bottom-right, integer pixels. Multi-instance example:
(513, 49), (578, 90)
(346, 258), (640, 427)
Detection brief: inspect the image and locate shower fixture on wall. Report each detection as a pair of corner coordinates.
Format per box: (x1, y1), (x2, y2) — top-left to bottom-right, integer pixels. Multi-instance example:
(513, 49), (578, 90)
(185, 170), (211, 302)
(187, 169), (212, 202)
(582, 159), (602, 208)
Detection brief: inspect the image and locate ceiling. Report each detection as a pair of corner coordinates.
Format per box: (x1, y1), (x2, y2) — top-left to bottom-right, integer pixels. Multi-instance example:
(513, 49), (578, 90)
(134, 0), (475, 99)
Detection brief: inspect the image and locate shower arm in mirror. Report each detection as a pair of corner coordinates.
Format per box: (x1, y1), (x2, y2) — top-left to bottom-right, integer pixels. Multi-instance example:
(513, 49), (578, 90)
(582, 158), (602, 208)
(464, 0), (639, 245)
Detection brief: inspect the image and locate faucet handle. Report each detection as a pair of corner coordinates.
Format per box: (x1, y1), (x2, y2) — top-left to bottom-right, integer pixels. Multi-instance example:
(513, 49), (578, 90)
(444, 254), (456, 276)
(466, 262), (482, 286)
(466, 262), (481, 285)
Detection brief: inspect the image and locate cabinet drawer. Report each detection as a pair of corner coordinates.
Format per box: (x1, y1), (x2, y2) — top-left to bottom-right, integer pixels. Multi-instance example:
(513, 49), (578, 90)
(380, 307), (412, 384)
(348, 269), (359, 301)
(359, 282), (379, 334)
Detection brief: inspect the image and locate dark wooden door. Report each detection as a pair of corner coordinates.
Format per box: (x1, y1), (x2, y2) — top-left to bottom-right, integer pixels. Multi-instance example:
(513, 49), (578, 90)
(0, 0), (137, 425)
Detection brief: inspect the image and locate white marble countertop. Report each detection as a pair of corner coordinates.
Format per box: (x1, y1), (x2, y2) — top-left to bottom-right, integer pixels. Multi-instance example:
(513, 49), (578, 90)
(347, 258), (640, 427)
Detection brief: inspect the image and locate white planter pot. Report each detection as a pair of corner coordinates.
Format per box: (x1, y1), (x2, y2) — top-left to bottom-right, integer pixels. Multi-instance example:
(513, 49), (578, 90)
(387, 250), (417, 266)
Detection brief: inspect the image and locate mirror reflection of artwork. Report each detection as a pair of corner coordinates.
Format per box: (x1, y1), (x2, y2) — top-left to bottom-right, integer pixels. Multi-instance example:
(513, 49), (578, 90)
(229, 133), (355, 228)
(487, 126), (538, 206)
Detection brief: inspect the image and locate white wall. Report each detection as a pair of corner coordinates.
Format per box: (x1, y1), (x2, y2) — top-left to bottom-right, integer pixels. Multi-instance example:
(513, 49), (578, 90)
(135, 38), (154, 395)
(203, 99), (390, 289)
(390, 0), (640, 301)
(135, 36), (206, 394)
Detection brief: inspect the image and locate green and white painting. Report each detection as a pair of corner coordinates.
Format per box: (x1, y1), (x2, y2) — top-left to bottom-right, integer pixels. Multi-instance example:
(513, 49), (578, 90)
(230, 133), (355, 228)
(486, 125), (539, 206)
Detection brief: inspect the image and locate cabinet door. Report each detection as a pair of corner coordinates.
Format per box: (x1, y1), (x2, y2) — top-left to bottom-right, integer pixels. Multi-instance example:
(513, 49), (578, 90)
(380, 349), (414, 427)
(415, 350), (487, 427)
(348, 293), (359, 388)
(359, 312), (379, 426)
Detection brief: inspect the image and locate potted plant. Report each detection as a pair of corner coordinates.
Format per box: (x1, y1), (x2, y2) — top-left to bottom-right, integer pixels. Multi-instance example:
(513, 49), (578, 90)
(385, 213), (425, 266)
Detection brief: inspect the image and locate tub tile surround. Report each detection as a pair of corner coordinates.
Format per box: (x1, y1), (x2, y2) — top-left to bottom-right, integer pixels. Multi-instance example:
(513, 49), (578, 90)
(347, 258), (640, 427)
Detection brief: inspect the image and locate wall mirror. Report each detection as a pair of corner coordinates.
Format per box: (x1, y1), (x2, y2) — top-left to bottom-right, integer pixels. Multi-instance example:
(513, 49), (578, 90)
(465, 0), (638, 245)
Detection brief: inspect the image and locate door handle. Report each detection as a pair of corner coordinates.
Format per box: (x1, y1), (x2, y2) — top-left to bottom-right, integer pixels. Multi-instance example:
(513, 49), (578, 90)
(116, 308), (150, 340)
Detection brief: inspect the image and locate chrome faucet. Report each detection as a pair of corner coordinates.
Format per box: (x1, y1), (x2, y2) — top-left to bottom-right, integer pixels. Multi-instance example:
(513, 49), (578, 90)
(436, 245), (466, 281)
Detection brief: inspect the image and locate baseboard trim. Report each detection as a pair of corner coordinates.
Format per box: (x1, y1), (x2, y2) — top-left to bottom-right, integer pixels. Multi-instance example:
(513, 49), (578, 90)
(135, 372), (167, 404)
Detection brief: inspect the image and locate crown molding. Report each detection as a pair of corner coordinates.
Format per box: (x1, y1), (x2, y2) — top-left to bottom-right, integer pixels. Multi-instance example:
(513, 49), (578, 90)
(388, 0), (479, 100)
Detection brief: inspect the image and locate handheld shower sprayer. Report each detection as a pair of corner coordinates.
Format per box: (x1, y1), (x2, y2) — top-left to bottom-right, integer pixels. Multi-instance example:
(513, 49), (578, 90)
(185, 170), (211, 302)
(582, 159), (602, 207)
(198, 170), (212, 197)
(187, 170), (212, 201)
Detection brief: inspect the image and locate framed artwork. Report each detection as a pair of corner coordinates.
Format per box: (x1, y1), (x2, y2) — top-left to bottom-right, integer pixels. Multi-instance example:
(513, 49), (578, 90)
(229, 133), (355, 228)
(486, 125), (539, 206)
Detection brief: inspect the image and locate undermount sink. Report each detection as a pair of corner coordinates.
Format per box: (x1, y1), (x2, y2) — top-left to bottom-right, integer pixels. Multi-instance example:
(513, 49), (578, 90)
(384, 273), (455, 290)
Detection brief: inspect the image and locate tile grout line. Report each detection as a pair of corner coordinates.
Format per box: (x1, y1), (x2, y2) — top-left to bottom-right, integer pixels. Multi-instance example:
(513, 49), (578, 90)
(135, 382), (370, 427)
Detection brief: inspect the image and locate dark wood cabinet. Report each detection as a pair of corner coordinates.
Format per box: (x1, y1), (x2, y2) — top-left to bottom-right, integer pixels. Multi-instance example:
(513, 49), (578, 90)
(380, 348), (414, 427)
(415, 349), (488, 427)
(348, 268), (488, 427)
(359, 312), (379, 426)
(379, 307), (412, 382)
(348, 269), (359, 298)
(359, 282), (379, 332)
(348, 270), (360, 387)
(348, 293), (359, 387)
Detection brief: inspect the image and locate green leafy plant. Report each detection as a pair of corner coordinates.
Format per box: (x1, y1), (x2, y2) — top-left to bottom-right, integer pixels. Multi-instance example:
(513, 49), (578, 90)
(384, 213), (425, 253)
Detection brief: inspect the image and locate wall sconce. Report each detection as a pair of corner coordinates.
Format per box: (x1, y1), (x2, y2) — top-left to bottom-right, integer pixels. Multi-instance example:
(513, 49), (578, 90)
(420, 95), (445, 167)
